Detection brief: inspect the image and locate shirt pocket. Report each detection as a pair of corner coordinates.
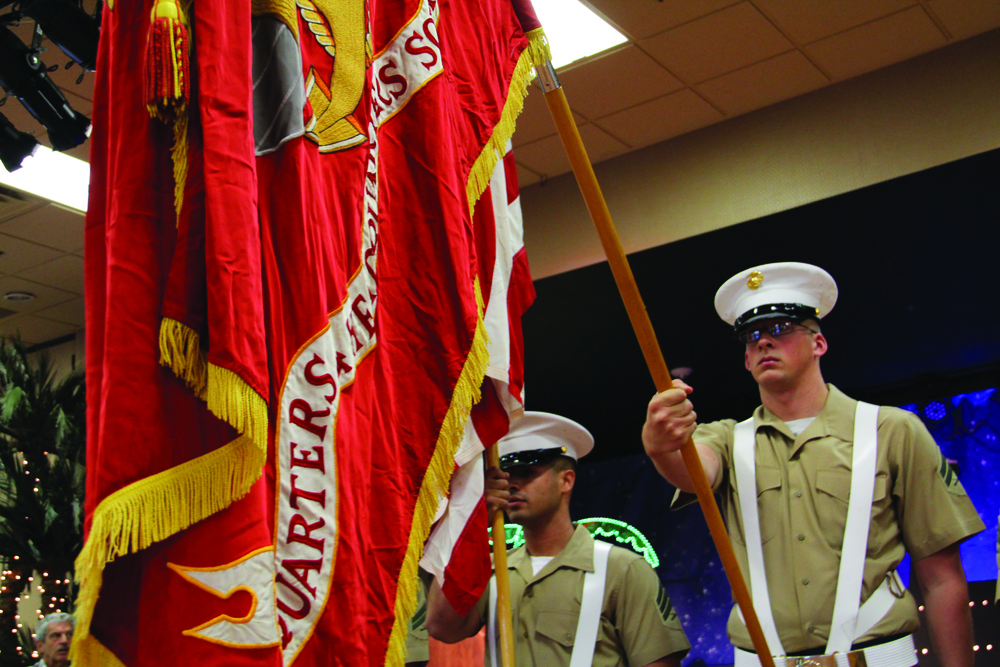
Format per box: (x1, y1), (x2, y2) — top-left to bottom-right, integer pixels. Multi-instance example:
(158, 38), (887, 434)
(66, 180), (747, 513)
(815, 469), (851, 550)
(816, 470), (889, 551)
(757, 466), (783, 544)
(535, 609), (578, 648)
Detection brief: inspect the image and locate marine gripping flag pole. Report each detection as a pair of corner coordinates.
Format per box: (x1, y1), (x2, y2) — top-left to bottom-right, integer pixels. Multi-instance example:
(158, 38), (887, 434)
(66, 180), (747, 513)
(487, 443), (518, 667)
(529, 51), (779, 667)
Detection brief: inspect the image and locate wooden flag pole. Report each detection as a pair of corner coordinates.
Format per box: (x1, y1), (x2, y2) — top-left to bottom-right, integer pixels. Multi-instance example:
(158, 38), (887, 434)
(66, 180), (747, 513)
(486, 445), (517, 667)
(534, 63), (777, 667)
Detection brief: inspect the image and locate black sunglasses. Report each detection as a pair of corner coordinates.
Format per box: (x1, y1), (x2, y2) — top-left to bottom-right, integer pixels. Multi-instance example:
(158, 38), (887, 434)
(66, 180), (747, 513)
(738, 320), (817, 344)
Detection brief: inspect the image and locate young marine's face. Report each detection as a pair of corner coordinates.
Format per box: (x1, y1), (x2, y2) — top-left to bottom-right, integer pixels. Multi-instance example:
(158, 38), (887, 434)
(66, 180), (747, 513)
(743, 318), (827, 390)
(504, 462), (571, 527)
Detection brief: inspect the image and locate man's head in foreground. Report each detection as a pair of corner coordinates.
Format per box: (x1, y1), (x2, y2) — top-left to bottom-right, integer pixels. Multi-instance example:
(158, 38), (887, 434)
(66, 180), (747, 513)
(35, 612), (74, 667)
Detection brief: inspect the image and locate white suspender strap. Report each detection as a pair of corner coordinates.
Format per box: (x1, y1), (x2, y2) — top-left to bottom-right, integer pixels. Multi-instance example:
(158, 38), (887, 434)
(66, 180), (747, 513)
(826, 401), (880, 653)
(488, 573), (498, 667)
(733, 416), (786, 658)
(569, 539), (612, 667)
(854, 570), (905, 640)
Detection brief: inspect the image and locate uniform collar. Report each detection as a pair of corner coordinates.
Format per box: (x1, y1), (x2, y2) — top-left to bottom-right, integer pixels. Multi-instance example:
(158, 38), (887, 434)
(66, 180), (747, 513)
(508, 524), (597, 580)
(753, 384), (857, 443)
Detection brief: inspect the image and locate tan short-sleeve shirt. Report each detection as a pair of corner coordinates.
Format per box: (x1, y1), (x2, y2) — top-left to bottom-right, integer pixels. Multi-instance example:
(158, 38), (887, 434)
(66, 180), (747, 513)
(678, 385), (984, 653)
(476, 524), (690, 667)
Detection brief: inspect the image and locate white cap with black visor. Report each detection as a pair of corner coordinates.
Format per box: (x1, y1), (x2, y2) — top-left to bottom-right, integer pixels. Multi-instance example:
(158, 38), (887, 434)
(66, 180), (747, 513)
(714, 262), (838, 337)
(497, 411), (594, 471)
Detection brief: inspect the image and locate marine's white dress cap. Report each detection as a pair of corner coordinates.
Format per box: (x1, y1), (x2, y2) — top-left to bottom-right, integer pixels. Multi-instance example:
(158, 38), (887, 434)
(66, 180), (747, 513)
(498, 411), (594, 469)
(715, 262), (838, 331)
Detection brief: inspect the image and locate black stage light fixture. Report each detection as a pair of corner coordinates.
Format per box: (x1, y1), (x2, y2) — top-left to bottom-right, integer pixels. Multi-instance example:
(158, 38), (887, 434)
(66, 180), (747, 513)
(19, 0), (100, 72)
(0, 110), (39, 172)
(0, 26), (90, 152)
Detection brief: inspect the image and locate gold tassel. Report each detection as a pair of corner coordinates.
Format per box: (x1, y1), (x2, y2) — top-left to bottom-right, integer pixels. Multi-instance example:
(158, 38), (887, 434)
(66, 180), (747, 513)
(145, 0), (191, 122)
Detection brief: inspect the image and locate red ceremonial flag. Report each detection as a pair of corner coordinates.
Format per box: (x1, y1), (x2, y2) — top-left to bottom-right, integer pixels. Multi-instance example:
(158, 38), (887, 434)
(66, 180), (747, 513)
(76, 0), (548, 665)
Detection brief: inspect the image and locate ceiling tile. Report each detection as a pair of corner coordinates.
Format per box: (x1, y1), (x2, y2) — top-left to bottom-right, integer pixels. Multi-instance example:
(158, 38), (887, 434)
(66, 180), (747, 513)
(640, 3), (794, 83)
(695, 51), (829, 116)
(515, 162), (541, 188)
(0, 234), (64, 274)
(752, 0), (916, 44)
(0, 203), (85, 252)
(514, 123), (630, 178)
(34, 296), (84, 327)
(17, 255), (84, 295)
(559, 46), (684, 120)
(513, 86), (587, 148)
(0, 186), (45, 223)
(0, 275), (77, 315)
(0, 314), (79, 346)
(595, 90), (724, 149)
(588, 0), (743, 41)
(925, 0), (1000, 40)
(805, 7), (949, 81)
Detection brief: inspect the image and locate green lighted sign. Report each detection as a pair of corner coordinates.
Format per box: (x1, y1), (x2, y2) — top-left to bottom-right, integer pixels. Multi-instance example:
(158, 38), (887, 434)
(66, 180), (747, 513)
(489, 517), (659, 569)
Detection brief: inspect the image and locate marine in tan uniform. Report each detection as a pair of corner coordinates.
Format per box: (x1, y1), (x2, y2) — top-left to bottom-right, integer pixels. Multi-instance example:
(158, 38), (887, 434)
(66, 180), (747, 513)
(642, 262), (984, 667)
(427, 412), (690, 667)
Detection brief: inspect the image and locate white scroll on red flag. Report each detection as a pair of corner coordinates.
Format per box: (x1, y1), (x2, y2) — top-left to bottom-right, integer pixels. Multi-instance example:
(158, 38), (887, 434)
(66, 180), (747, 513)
(76, 0), (547, 665)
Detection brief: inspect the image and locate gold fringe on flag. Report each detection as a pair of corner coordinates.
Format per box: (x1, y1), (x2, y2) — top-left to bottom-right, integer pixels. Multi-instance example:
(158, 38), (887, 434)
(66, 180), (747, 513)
(385, 280), (492, 667)
(71, 434), (265, 665)
(169, 113), (190, 219)
(159, 315), (208, 398)
(159, 317), (270, 453)
(464, 32), (543, 220)
(524, 28), (553, 71)
(72, 320), (269, 665)
(206, 363), (270, 454)
(74, 632), (128, 667)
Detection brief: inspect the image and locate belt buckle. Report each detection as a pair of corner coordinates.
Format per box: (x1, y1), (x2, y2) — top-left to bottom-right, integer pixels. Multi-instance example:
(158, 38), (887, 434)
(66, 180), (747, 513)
(790, 655), (849, 667)
(791, 657), (829, 667)
(791, 652), (868, 667)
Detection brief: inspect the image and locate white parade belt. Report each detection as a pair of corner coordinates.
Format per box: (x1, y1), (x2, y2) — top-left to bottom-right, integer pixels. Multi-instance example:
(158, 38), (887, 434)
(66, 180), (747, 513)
(733, 633), (916, 667)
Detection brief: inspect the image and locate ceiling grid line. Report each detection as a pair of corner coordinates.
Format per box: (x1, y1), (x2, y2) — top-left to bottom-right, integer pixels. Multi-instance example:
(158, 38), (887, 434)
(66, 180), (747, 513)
(747, 1), (835, 82)
(916, 0), (955, 40)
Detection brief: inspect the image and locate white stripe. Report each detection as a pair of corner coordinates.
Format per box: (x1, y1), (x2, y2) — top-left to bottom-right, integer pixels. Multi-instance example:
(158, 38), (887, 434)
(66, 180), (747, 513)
(826, 402), (879, 653)
(488, 573), (499, 667)
(569, 540), (612, 667)
(734, 417), (786, 657)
